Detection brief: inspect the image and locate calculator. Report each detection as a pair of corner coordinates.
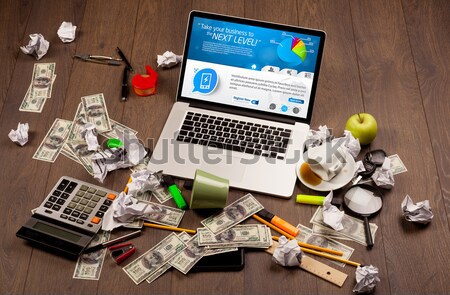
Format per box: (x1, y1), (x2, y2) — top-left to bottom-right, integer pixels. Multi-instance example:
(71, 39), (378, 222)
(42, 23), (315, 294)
(16, 176), (118, 259)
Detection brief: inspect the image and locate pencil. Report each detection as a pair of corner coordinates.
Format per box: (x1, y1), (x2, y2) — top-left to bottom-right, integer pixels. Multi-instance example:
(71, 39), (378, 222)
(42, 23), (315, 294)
(272, 236), (344, 257)
(252, 214), (344, 256)
(298, 245), (361, 267)
(123, 177), (132, 194)
(143, 222), (196, 234)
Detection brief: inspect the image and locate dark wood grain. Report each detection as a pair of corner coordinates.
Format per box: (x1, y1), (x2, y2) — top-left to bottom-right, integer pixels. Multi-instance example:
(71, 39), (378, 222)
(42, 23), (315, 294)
(1, 0), (449, 294)
(350, 0), (450, 293)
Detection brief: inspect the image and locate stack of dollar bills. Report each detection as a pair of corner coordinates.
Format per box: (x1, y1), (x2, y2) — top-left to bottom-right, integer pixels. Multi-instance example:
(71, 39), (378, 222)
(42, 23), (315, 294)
(123, 193), (270, 284)
(20, 63), (57, 113)
(32, 93), (139, 174)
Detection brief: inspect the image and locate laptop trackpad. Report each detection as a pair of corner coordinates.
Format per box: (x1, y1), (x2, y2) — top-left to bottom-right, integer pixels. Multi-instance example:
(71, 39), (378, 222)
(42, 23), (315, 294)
(199, 156), (246, 182)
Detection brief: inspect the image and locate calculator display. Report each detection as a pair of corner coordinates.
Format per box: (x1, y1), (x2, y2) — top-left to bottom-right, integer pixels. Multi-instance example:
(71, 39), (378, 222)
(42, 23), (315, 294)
(33, 222), (82, 242)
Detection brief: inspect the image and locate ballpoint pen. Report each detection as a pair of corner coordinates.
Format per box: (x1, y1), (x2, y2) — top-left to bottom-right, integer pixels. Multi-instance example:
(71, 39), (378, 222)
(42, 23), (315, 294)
(74, 54), (122, 66)
(82, 230), (142, 254)
(121, 67), (129, 101)
(116, 47), (133, 72)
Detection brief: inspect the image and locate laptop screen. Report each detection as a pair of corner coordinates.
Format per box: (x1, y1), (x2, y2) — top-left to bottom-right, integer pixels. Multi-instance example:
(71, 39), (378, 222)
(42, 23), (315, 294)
(178, 11), (326, 124)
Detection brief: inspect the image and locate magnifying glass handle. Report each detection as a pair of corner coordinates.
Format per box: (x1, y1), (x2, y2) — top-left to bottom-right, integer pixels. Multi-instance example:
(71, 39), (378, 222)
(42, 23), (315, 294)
(364, 216), (374, 249)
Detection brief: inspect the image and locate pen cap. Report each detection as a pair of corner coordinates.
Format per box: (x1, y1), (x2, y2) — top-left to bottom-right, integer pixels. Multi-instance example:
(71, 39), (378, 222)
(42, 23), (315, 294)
(296, 194), (325, 205)
(190, 169), (229, 209)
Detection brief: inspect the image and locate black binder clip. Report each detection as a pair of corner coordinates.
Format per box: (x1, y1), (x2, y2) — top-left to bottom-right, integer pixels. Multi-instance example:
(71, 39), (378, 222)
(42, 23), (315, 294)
(109, 243), (136, 264)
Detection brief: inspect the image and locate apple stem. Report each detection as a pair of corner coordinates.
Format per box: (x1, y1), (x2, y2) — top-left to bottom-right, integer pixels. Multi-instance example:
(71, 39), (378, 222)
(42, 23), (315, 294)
(358, 113), (363, 123)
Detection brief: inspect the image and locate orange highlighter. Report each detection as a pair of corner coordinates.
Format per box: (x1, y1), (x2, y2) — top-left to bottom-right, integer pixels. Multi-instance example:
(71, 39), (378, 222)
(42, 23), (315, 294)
(255, 209), (299, 237)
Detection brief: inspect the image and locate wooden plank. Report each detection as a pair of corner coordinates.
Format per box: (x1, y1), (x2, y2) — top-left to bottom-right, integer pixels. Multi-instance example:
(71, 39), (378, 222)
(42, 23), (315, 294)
(0, 0), (31, 111)
(350, 0), (450, 293)
(402, 0), (450, 224)
(22, 0), (141, 294)
(0, 1), (85, 294)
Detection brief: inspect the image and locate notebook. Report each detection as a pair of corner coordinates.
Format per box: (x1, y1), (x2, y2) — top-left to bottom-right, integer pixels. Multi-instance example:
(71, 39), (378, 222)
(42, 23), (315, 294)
(147, 11), (326, 198)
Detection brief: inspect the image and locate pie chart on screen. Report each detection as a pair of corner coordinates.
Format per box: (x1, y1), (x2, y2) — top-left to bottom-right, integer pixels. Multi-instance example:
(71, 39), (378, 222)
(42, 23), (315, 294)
(277, 37), (307, 66)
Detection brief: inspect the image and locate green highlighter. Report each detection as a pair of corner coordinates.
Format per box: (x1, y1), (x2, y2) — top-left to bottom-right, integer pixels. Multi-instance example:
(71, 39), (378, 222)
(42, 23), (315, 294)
(162, 175), (188, 210)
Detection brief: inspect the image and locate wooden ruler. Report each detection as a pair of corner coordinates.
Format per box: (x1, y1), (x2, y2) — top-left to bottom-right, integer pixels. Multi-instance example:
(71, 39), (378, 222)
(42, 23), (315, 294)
(265, 241), (348, 287)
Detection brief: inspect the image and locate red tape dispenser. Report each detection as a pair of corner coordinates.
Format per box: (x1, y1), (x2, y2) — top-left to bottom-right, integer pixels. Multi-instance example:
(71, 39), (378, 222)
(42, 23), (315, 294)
(131, 65), (158, 96)
(109, 243), (136, 264)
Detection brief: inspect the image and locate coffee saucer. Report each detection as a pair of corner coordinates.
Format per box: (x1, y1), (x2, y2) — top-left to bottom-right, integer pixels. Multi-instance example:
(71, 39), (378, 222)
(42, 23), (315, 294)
(296, 151), (356, 192)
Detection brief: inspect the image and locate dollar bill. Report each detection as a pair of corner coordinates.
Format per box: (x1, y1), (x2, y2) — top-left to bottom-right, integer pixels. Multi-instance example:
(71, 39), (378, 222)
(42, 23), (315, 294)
(198, 224), (271, 249)
(311, 223), (352, 241)
(19, 84), (47, 113)
(152, 187), (172, 203)
(30, 62), (56, 98)
(310, 207), (377, 246)
(123, 233), (186, 284)
(296, 223), (354, 267)
(169, 234), (208, 275)
(201, 193), (264, 235)
(129, 155), (151, 173)
(67, 102), (87, 142)
(204, 247), (239, 256)
(73, 230), (111, 280)
(389, 154), (407, 175)
(140, 201), (185, 227)
(32, 118), (72, 162)
(66, 140), (96, 174)
(145, 232), (192, 284)
(61, 143), (82, 164)
(81, 93), (112, 133)
(102, 119), (138, 139)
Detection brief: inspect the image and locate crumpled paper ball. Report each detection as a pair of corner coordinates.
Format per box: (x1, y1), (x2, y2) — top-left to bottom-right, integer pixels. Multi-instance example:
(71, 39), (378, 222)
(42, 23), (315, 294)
(353, 265), (380, 293)
(401, 195), (434, 224)
(272, 236), (302, 267)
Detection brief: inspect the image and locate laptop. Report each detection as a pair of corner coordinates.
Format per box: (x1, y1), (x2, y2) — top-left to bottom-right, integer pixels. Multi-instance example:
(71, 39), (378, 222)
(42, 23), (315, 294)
(148, 11), (326, 198)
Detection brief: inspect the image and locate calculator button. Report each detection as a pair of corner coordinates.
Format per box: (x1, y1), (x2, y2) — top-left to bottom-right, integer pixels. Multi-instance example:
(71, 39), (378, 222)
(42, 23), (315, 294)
(72, 196), (81, 203)
(45, 209), (53, 214)
(67, 202), (77, 209)
(49, 196), (57, 202)
(87, 188), (97, 194)
(60, 214), (68, 219)
(69, 217), (76, 222)
(83, 193), (93, 200)
(83, 207), (93, 214)
(91, 217), (101, 224)
(57, 179), (70, 191)
(95, 190), (107, 197)
(88, 202), (96, 208)
(92, 196), (101, 202)
(56, 199), (66, 205)
(75, 191), (85, 197)
(107, 193), (117, 200)
(103, 200), (112, 206)
(76, 205), (85, 211)
(71, 211), (80, 217)
(76, 220), (84, 225)
(80, 213), (88, 220)
(88, 224), (93, 228)
(80, 185), (89, 191)
(44, 202), (53, 208)
(60, 193), (70, 199)
(52, 204), (61, 211)
(79, 199), (88, 205)
(63, 208), (72, 215)
(52, 190), (62, 197)
(65, 181), (78, 193)
(99, 205), (109, 212)
(95, 211), (104, 218)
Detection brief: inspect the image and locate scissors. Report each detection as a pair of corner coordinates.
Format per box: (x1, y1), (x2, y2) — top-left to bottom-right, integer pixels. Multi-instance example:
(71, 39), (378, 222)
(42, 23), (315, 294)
(74, 54), (122, 66)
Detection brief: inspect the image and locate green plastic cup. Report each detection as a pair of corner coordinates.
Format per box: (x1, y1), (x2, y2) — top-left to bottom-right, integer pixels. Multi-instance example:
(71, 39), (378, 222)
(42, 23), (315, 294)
(190, 169), (229, 209)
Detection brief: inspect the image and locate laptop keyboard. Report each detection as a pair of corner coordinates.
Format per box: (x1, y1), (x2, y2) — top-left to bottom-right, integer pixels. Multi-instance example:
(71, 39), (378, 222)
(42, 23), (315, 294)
(176, 112), (291, 159)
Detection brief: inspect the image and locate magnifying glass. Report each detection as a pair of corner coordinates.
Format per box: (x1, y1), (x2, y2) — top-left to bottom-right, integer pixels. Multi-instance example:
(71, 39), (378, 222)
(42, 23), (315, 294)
(343, 184), (383, 248)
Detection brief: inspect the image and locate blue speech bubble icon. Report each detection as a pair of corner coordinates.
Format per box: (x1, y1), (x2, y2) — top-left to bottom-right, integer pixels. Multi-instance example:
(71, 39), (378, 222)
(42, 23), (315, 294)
(193, 68), (219, 94)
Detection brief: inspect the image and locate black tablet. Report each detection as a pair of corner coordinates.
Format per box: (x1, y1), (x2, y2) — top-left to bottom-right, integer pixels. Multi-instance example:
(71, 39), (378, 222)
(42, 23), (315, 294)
(191, 248), (245, 272)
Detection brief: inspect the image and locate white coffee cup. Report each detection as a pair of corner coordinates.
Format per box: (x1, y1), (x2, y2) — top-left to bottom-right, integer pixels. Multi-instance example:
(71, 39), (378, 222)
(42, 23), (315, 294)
(305, 143), (347, 181)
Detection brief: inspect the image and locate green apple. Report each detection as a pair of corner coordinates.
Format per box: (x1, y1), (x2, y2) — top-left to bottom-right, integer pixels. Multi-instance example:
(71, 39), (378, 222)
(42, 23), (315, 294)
(345, 113), (378, 145)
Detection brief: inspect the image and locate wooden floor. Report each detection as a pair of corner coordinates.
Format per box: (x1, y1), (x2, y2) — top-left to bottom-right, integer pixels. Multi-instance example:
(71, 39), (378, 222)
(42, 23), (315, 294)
(1, 0), (449, 294)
